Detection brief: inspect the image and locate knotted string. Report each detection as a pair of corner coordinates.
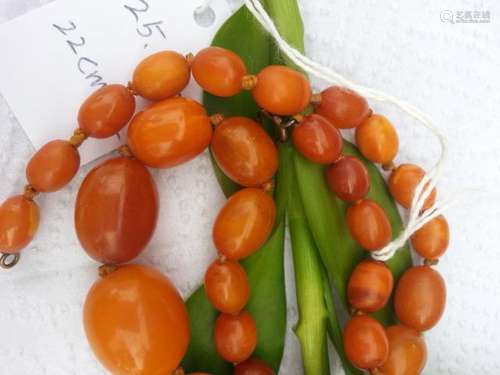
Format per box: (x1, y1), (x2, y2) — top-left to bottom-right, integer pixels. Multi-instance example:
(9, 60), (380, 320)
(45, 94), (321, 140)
(202, 0), (451, 261)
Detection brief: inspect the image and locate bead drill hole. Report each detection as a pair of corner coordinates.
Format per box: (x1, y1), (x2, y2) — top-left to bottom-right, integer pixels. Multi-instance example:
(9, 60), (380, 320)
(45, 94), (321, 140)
(0, 253), (20, 269)
(193, 5), (216, 28)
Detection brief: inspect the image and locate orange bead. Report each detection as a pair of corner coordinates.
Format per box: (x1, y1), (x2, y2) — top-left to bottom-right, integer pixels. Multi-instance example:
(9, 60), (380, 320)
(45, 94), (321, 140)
(78, 84), (136, 138)
(132, 50), (191, 101)
(215, 311), (257, 363)
(84, 264), (189, 375)
(381, 325), (427, 375)
(326, 156), (370, 202)
(292, 114), (342, 164)
(388, 164), (436, 210)
(346, 199), (392, 251)
(315, 86), (370, 129)
(411, 215), (449, 260)
(205, 259), (250, 314)
(211, 117), (278, 187)
(0, 196), (39, 254)
(234, 358), (276, 375)
(75, 157), (158, 264)
(355, 114), (399, 164)
(213, 188), (276, 260)
(394, 266), (446, 331)
(26, 140), (80, 192)
(192, 47), (247, 97)
(347, 260), (393, 312)
(128, 97), (212, 168)
(252, 65), (311, 115)
(343, 315), (389, 370)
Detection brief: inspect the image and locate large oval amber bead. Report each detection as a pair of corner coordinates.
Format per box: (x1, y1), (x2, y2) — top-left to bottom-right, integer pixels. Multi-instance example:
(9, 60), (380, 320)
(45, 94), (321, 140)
(213, 188), (276, 260)
(78, 84), (136, 139)
(75, 157), (158, 263)
(0, 196), (39, 253)
(128, 97), (212, 168)
(211, 117), (278, 187)
(381, 325), (427, 375)
(84, 264), (189, 375)
(26, 140), (80, 192)
(394, 266), (446, 331)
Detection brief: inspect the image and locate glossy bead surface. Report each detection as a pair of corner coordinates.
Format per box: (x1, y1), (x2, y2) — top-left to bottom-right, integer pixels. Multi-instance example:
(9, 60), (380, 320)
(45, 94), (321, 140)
(252, 65), (311, 115)
(234, 358), (276, 375)
(128, 97), (212, 168)
(84, 264), (189, 375)
(215, 311), (257, 363)
(211, 117), (278, 187)
(388, 164), (437, 210)
(292, 114), (342, 164)
(213, 188), (276, 260)
(381, 325), (427, 375)
(78, 84), (136, 138)
(315, 86), (370, 129)
(355, 114), (399, 164)
(75, 157), (158, 264)
(343, 315), (389, 370)
(326, 156), (370, 202)
(192, 47), (247, 97)
(411, 215), (449, 260)
(348, 260), (393, 312)
(205, 259), (250, 314)
(26, 140), (80, 192)
(0, 196), (39, 254)
(394, 266), (446, 331)
(132, 50), (190, 101)
(346, 199), (392, 250)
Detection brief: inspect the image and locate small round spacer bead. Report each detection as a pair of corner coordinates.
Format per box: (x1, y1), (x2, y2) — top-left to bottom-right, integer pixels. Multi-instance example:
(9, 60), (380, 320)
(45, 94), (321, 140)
(23, 185), (39, 201)
(210, 113), (225, 127)
(98, 264), (118, 278)
(185, 52), (194, 66)
(118, 144), (134, 158)
(424, 258), (439, 266)
(69, 128), (89, 148)
(310, 93), (322, 105)
(241, 74), (258, 90)
(382, 160), (396, 171)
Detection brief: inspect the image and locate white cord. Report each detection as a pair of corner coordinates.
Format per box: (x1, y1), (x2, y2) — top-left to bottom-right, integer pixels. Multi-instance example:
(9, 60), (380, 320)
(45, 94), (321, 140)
(242, 0), (450, 261)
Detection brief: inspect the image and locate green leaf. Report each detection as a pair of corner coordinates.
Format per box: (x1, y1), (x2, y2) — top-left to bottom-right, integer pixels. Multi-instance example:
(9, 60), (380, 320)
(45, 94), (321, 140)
(293, 141), (412, 327)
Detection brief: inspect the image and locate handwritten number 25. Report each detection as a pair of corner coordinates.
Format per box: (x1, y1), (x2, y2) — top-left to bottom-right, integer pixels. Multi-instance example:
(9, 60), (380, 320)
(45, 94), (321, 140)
(137, 21), (166, 39)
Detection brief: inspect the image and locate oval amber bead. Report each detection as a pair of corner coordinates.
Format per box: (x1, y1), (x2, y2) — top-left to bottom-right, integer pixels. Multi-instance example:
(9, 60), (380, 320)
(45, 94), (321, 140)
(252, 65), (311, 115)
(78, 84), (136, 139)
(355, 114), (399, 165)
(132, 50), (191, 101)
(326, 156), (370, 202)
(204, 259), (250, 314)
(411, 215), (449, 260)
(211, 117), (278, 187)
(215, 311), (257, 363)
(394, 266), (446, 331)
(128, 97), (212, 168)
(0, 196), (39, 253)
(346, 199), (392, 251)
(347, 260), (393, 312)
(75, 157), (158, 264)
(234, 358), (276, 375)
(381, 325), (427, 375)
(315, 86), (370, 129)
(213, 188), (276, 260)
(343, 315), (389, 370)
(84, 264), (189, 375)
(26, 140), (80, 192)
(388, 164), (437, 210)
(292, 114), (342, 164)
(192, 47), (247, 97)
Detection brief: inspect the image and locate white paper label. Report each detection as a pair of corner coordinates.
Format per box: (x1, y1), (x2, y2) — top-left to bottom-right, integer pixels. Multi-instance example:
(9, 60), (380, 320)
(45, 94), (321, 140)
(0, 0), (230, 164)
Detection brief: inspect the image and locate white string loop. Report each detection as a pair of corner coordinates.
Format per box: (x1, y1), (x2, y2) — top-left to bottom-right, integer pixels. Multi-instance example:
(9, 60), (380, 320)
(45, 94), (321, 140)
(242, 0), (450, 262)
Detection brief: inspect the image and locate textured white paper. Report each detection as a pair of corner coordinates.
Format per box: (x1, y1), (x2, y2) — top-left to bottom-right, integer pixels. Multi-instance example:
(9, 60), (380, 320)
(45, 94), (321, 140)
(0, 0), (229, 164)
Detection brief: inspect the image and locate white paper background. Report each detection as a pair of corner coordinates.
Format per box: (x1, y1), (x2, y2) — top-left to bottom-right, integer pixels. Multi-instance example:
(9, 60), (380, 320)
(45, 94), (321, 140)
(1, 0), (500, 374)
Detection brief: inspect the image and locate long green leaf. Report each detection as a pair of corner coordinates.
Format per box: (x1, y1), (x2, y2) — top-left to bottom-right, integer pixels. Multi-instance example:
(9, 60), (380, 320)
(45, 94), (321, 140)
(293, 141), (412, 327)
